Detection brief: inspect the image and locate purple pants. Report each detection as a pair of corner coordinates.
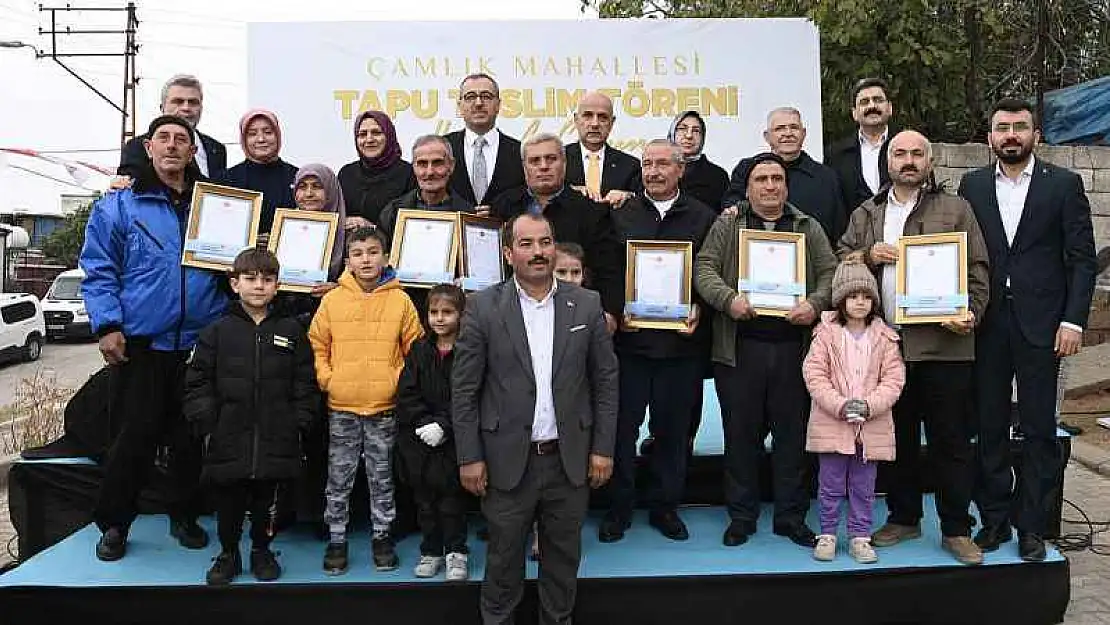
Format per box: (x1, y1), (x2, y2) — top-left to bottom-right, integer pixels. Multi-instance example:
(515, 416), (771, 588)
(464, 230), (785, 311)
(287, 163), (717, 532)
(818, 450), (878, 538)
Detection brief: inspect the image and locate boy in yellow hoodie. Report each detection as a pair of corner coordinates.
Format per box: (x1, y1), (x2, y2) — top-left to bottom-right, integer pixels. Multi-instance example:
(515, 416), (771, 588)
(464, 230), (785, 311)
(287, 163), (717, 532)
(309, 227), (423, 575)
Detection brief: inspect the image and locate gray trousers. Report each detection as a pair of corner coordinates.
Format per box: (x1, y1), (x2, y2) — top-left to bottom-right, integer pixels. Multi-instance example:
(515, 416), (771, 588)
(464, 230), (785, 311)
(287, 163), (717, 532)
(325, 410), (397, 538)
(481, 449), (589, 625)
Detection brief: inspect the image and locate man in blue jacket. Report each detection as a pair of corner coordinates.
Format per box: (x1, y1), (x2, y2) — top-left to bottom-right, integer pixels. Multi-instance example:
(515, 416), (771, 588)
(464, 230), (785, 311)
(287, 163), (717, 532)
(81, 115), (229, 561)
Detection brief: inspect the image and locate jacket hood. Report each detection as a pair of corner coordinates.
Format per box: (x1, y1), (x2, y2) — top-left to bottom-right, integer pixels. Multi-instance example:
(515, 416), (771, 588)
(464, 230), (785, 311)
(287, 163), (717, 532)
(337, 266), (400, 294)
(814, 310), (899, 343)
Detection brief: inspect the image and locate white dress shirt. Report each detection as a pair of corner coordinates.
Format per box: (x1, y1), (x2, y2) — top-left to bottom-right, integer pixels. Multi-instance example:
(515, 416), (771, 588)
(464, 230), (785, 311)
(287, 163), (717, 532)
(581, 143), (606, 177)
(464, 128), (499, 193)
(515, 277), (559, 442)
(859, 129), (888, 195)
(881, 188), (917, 322)
(194, 136), (210, 177)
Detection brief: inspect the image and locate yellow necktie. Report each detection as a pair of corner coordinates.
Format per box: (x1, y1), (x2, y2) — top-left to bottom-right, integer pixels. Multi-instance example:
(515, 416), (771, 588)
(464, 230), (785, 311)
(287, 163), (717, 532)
(586, 153), (601, 197)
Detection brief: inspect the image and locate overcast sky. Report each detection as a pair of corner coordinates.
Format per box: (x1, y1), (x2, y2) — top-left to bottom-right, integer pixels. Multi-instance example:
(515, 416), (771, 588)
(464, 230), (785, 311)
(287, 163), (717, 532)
(0, 0), (594, 214)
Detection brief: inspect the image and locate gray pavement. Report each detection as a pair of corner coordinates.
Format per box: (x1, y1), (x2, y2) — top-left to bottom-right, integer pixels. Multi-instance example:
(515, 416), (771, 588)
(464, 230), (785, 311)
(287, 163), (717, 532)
(0, 341), (103, 413)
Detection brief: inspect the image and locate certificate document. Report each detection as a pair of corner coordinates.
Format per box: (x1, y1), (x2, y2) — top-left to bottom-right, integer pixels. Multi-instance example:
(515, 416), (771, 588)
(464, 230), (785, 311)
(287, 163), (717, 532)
(192, 194), (253, 263)
(634, 249), (684, 307)
(461, 223), (503, 290)
(744, 239), (798, 310)
(396, 218), (456, 283)
(275, 219), (331, 285)
(903, 243), (959, 316)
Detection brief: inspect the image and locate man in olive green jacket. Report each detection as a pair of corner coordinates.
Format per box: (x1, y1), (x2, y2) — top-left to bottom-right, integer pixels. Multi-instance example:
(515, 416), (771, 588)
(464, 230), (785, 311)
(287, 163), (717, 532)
(695, 152), (836, 549)
(837, 130), (989, 566)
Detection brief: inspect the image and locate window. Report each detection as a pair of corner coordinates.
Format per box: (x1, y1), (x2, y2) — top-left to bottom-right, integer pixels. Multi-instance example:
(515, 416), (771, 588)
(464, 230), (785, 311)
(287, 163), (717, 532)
(48, 277), (83, 301)
(2, 301), (37, 324)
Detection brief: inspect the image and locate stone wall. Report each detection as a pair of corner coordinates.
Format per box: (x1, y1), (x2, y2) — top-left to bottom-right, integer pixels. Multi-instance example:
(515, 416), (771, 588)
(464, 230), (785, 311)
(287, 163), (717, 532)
(931, 143), (1110, 252)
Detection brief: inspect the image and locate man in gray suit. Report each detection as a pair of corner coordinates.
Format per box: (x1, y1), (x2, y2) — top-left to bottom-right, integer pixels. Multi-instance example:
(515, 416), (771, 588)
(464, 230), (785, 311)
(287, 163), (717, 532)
(453, 211), (619, 625)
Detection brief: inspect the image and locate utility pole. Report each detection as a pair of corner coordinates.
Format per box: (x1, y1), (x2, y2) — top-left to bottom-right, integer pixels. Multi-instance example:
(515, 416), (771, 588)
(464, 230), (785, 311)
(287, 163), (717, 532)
(37, 3), (139, 151)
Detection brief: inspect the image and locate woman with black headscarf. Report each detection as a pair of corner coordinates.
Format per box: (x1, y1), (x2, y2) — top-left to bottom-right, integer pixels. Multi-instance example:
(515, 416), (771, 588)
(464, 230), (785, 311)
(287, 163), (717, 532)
(337, 110), (417, 229)
(668, 110), (730, 212)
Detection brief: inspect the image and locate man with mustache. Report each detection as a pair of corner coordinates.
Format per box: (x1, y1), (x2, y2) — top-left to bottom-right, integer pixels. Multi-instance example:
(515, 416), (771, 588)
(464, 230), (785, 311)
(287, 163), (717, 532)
(695, 152), (837, 549)
(445, 73), (526, 206)
(825, 78), (894, 215)
(959, 99), (1097, 562)
(564, 91), (642, 207)
(724, 107), (847, 241)
(452, 211), (618, 625)
(600, 140), (717, 543)
(493, 134), (626, 333)
(118, 75), (227, 179)
(838, 130), (990, 565)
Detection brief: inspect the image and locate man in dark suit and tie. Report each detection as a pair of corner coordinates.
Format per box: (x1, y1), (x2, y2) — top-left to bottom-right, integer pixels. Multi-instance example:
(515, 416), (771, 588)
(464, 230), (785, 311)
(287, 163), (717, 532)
(959, 98), (1098, 562)
(824, 77), (893, 215)
(444, 73), (526, 207)
(453, 211), (619, 625)
(118, 74), (227, 179)
(564, 91), (642, 208)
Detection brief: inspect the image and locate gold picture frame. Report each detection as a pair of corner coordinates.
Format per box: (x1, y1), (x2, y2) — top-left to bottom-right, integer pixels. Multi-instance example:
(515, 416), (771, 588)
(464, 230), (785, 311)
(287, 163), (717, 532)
(267, 208), (340, 293)
(181, 181), (263, 271)
(624, 240), (694, 331)
(737, 229), (807, 318)
(458, 213), (505, 292)
(389, 209), (460, 289)
(894, 232), (969, 325)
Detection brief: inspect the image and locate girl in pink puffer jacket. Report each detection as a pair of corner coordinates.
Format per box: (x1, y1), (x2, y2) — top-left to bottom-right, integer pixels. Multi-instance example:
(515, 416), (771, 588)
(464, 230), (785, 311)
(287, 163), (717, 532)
(803, 260), (905, 564)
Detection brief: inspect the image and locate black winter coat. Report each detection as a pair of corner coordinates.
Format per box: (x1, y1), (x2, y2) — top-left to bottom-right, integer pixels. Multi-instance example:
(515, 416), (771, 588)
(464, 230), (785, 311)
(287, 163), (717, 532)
(395, 337), (461, 492)
(184, 303), (319, 482)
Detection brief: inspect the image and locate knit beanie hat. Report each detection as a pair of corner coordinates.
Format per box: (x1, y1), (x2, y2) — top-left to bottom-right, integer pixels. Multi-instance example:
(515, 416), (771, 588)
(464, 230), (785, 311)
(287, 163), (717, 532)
(831, 258), (880, 309)
(147, 115), (195, 145)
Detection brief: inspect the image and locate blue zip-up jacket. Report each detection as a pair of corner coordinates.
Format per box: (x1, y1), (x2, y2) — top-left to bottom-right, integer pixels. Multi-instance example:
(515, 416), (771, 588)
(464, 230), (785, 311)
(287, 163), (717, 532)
(80, 182), (229, 352)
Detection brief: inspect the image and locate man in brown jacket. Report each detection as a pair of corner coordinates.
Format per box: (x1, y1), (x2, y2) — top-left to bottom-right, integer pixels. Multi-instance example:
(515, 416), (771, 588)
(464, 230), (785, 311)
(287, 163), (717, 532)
(696, 152), (837, 549)
(838, 130), (989, 565)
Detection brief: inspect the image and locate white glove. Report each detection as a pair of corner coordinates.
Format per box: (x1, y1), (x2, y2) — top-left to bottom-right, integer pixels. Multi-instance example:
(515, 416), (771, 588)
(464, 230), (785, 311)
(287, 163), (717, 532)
(415, 422), (446, 447)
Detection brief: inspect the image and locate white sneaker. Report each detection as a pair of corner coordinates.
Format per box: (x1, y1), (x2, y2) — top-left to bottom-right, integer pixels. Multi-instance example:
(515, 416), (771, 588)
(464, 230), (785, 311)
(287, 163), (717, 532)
(813, 534), (837, 561)
(445, 552), (469, 581)
(413, 555), (444, 578)
(849, 537), (878, 564)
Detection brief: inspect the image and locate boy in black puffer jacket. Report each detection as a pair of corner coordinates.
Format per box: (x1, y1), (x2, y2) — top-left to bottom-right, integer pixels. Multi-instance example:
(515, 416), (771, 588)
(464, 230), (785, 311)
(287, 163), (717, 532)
(184, 249), (319, 585)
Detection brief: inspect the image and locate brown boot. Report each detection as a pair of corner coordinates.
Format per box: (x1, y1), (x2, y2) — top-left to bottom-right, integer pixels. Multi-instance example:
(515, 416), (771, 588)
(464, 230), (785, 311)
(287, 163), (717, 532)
(871, 523), (922, 548)
(942, 536), (984, 565)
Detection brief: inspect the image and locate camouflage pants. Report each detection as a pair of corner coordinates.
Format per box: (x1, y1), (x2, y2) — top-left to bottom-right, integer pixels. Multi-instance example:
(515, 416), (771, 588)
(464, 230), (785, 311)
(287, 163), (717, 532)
(325, 410), (397, 538)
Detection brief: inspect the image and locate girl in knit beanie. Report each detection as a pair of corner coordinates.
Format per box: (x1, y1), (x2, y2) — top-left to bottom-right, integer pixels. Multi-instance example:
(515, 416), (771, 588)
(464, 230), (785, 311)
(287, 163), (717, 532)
(803, 259), (906, 563)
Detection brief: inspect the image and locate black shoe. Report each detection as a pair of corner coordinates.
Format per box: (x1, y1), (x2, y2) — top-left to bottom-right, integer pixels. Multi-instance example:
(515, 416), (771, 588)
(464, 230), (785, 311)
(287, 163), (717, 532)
(649, 510), (689, 541)
(95, 527), (127, 562)
(206, 549), (242, 586)
(372, 535), (399, 571)
(250, 547), (281, 582)
(639, 436), (656, 456)
(974, 523), (1013, 552)
(598, 512), (630, 543)
(1018, 533), (1047, 562)
(170, 519), (209, 550)
(775, 524), (818, 548)
(722, 521), (753, 547)
(323, 541), (349, 575)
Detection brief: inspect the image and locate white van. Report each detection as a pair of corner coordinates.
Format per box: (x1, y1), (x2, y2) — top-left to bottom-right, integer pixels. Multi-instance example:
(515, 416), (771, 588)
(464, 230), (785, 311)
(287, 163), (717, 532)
(42, 268), (93, 340)
(0, 293), (46, 363)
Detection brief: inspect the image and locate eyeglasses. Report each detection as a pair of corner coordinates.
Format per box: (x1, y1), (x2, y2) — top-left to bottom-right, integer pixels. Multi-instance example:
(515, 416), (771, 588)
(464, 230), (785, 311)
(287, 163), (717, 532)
(856, 95), (887, 107)
(674, 124), (702, 135)
(462, 91), (498, 103)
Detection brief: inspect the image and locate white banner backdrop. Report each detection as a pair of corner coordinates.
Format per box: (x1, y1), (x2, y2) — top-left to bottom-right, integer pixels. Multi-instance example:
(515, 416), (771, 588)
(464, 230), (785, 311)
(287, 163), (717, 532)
(247, 19), (822, 173)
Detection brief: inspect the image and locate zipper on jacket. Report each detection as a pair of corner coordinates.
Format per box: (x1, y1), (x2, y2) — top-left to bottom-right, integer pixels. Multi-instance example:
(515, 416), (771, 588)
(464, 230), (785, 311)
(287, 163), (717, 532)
(173, 212), (187, 351)
(251, 329), (262, 479)
(133, 220), (165, 249)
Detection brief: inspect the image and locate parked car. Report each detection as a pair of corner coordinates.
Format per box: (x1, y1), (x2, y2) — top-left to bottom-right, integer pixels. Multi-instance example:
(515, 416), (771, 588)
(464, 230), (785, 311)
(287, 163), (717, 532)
(0, 292), (46, 363)
(41, 268), (93, 340)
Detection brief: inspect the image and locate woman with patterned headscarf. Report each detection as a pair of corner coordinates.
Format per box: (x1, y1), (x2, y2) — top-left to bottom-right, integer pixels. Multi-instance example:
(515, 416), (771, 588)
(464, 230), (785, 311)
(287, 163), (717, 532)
(221, 109), (299, 234)
(668, 110), (729, 211)
(337, 110), (417, 229)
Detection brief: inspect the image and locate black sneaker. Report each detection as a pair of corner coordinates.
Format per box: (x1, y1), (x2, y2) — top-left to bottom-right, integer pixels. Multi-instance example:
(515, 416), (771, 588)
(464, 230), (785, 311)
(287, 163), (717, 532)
(206, 550), (242, 586)
(250, 547), (281, 582)
(372, 535), (399, 571)
(323, 541), (349, 576)
(774, 524), (818, 548)
(95, 527), (127, 562)
(170, 519), (209, 550)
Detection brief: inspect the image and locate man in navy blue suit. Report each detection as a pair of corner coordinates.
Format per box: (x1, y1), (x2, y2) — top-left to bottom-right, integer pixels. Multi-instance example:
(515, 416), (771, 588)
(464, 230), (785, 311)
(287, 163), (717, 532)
(958, 98), (1098, 562)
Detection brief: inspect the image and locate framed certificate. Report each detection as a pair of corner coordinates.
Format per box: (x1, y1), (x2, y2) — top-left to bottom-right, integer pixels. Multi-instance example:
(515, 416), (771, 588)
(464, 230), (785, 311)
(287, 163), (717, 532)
(625, 240), (693, 330)
(181, 182), (263, 271)
(458, 214), (504, 292)
(737, 229), (807, 317)
(267, 208), (340, 293)
(389, 209), (459, 288)
(895, 232), (969, 325)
